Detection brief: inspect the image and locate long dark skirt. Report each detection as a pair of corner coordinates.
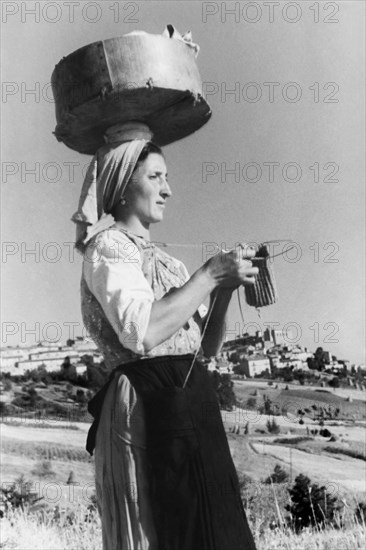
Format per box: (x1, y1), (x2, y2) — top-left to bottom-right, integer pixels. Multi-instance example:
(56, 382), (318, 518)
(88, 354), (257, 550)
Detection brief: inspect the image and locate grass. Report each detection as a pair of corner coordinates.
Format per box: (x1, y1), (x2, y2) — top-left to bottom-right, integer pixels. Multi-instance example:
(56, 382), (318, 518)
(1, 419), (80, 430)
(0, 506), (102, 550)
(1, 493), (365, 550)
(1, 402), (365, 549)
(233, 382), (366, 420)
(257, 525), (366, 549)
(324, 446), (366, 461)
(271, 436), (366, 461)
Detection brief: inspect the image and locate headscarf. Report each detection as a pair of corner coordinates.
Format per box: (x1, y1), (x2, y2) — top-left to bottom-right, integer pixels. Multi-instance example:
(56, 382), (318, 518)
(71, 122), (153, 250)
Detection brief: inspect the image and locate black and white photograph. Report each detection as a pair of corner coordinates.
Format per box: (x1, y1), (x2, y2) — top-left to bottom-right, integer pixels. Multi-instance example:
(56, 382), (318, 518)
(1, 1), (365, 548)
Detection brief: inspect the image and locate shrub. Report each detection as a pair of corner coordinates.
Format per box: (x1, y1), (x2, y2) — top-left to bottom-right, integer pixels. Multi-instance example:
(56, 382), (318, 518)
(319, 428), (332, 438)
(274, 436), (313, 445)
(286, 473), (342, 531)
(31, 460), (56, 478)
(355, 501), (366, 524)
(2, 378), (13, 391)
(264, 464), (289, 484)
(238, 473), (254, 492)
(86, 492), (98, 517)
(266, 418), (280, 434)
(246, 397), (257, 410)
(1, 475), (42, 511)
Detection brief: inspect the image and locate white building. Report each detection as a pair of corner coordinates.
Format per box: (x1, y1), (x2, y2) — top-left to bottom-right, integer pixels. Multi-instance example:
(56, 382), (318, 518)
(241, 356), (270, 377)
(264, 328), (293, 347)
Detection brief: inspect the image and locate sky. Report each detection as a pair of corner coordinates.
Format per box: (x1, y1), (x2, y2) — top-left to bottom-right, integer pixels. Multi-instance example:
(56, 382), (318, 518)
(1, 0), (365, 364)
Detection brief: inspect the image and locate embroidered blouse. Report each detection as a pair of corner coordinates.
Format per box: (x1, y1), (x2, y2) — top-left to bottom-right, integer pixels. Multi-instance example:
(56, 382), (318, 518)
(81, 227), (207, 369)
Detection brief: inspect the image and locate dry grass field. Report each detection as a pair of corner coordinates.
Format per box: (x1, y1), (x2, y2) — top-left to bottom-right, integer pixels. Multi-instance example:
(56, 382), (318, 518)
(1, 377), (365, 549)
(233, 380), (366, 420)
(1, 509), (365, 550)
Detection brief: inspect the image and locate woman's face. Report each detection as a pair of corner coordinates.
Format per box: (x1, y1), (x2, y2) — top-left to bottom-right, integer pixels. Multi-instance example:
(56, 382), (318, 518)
(125, 153), (171, 225)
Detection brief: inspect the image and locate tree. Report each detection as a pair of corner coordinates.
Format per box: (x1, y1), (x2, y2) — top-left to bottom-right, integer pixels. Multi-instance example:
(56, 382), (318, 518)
(286, 474), (341, 531)
(309, 347), (326, 371)
(61, 357), (77, 382)
(233, 363), (246, 376)
(28, 387), (38, 407)
(262, 394), (273, 415)
(282, 367), (294, 382)
(217, 373), (236, 410)
(76, 389), (87, 405)
(0, 401), (7, 417)
(329, 376), (340, 389)
(86, 362), (110, 390)
(209, 371), (236, 410)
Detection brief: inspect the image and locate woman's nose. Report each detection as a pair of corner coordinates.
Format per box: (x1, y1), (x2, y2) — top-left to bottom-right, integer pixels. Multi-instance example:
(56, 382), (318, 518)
(161, 179), (172, 198)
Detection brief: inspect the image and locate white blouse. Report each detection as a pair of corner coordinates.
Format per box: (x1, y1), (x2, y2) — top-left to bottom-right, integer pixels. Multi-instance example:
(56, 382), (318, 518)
(82, 228), (207, 366)
(83, 229), (154, 355)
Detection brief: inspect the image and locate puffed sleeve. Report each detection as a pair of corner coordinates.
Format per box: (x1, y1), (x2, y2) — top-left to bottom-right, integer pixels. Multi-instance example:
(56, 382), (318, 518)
(82, 230), (154, 355)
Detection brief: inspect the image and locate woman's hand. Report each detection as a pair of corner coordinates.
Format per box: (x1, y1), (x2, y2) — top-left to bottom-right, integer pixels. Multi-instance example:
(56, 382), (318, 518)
(204, 243), (259, 289)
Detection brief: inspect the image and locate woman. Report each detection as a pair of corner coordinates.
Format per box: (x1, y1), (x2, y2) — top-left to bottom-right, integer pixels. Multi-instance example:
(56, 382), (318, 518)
(73, 122), (258, 550)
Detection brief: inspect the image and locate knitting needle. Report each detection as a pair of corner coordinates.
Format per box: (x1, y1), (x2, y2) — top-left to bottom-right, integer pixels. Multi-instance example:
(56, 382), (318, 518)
(152, 239), (293, 248)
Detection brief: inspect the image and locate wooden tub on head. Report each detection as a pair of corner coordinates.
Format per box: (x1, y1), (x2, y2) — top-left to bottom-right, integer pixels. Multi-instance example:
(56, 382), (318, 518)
(51, 29), (212, 154)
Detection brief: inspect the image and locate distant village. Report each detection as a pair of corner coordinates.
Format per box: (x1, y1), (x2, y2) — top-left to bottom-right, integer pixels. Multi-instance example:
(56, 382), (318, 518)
(0, 337), (103, 378)
(213, 328), (365, 383)
(0, 327), (364, 384)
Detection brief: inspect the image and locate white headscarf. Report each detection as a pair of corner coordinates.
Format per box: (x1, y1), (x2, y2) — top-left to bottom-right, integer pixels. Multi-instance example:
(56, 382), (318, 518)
(71, 122), (153, 250)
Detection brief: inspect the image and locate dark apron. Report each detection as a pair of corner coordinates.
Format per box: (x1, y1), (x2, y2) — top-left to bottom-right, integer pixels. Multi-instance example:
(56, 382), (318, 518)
(87, 354), (257, 550)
